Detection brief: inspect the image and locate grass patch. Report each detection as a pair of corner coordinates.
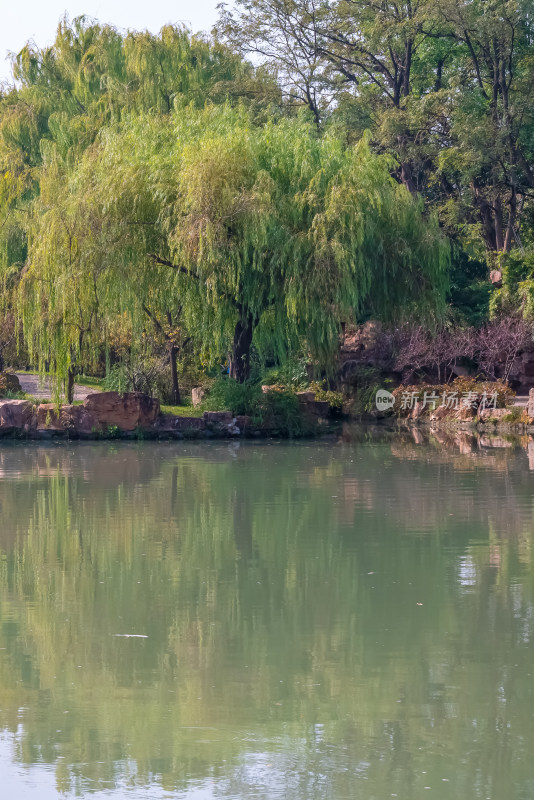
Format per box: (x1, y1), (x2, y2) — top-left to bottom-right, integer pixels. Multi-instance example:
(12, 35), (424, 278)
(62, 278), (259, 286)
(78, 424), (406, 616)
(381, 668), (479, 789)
(501, 407), (523, 423)
(161, 405), (204, 418)
(77, 375), (103, 389)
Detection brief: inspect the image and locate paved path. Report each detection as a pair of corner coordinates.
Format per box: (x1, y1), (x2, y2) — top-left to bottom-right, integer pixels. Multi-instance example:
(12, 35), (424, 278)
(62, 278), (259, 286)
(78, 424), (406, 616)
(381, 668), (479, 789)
(16, 373), (96, 402)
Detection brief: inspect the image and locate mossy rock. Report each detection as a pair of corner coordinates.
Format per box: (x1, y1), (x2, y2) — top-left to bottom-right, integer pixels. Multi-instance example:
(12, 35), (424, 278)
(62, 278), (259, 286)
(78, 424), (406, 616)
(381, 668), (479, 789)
(0, 372), (22, 397)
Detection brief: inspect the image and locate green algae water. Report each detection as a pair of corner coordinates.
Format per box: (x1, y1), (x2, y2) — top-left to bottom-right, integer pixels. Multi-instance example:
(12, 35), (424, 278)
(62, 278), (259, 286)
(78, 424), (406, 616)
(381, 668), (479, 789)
(1, 431), (534, 799)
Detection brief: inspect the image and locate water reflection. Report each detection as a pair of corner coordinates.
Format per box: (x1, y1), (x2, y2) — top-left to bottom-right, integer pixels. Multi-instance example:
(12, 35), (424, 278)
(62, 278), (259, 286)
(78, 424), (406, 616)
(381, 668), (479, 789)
(0, 433), (533, 798)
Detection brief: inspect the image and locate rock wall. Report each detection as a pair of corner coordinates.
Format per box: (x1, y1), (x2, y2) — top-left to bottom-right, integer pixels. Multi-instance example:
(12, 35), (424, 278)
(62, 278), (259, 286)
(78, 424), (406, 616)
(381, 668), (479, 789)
(0, 392), (304, 439)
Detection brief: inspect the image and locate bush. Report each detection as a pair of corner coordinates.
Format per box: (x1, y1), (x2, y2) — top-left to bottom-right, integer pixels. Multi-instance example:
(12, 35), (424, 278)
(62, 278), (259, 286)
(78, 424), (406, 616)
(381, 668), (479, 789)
(344, 366), (390, 415)
(201, 378), (310, 436)
(103, 356), (168, 398)
(308, 381), (344, 413)
(261, 356), (309, 390)
(201, 378), (262, 416)
(257, 390), (307, 436)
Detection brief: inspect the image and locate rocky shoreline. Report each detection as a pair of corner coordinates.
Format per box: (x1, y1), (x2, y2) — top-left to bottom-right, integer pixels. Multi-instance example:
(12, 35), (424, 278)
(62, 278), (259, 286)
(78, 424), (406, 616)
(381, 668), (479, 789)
(0, 390), (337, 440)
(363, 386), (534, 435)
(2, 383), (534, 442)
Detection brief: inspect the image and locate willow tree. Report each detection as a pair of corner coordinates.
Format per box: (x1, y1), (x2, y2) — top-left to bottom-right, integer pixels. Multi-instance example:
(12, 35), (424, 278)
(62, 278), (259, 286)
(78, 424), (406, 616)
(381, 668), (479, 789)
(1, 16), (280, 389)
(20, 103), (448, 386)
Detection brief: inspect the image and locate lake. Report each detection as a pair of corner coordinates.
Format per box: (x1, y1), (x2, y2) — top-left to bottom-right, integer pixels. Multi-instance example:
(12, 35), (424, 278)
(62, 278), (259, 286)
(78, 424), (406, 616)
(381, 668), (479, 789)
(0, 429), (533, 799)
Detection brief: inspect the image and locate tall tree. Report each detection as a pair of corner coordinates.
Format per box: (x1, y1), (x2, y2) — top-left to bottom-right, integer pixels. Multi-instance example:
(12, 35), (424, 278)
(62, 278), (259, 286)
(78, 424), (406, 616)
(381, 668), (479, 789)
(217, 0), (534, 269)
(1, 17), (279, 386)
(20, 104), (449, 383)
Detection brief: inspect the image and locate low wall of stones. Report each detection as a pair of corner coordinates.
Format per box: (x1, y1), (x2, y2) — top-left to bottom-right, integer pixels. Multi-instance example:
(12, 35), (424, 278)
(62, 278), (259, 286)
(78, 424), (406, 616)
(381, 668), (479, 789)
(0, 390), (333, 440)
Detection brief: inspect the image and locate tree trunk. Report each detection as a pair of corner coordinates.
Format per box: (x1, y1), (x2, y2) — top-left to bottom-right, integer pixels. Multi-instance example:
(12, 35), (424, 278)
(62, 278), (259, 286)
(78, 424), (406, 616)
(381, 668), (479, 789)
(400, 160), (417, 195)
(67, 368), (75, 404)
(169, 344), (181, 405)
(229, 313), (254, 383)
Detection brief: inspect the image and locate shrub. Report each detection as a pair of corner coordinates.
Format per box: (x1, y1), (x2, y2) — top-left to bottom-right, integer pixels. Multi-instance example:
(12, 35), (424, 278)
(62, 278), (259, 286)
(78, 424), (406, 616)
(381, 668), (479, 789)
(257, 390), (307, 436)
(261, 356), (309, 390)
(201, 378), (310, 436)
(103, 356), (168, 398)
(308, 381), (344, 413)
(201, 378), (262, 416)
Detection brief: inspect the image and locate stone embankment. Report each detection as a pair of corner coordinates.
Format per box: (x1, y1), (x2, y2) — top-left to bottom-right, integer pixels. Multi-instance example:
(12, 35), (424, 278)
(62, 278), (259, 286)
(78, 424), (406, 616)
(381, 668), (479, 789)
(0, 389), (332, 439)
(390, 387), (534, 433)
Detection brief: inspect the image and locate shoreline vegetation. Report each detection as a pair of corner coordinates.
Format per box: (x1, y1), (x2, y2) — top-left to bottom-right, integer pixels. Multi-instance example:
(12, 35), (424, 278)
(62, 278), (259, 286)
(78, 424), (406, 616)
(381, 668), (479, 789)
(1, 369), (533, 441)
(2, 10), (534, 422)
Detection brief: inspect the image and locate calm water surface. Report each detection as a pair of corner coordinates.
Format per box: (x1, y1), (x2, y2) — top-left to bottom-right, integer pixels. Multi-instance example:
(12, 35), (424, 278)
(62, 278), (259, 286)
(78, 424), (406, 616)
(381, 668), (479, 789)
(1, 429), (534, 799)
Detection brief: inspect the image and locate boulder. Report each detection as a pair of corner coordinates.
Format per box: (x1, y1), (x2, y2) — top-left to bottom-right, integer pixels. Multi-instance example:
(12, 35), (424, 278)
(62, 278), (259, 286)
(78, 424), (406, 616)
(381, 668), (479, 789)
(453, 404), (477, 422)
(36, 404), (99, 435)
(309, 400), (330, 417)
(84, 391), (160, 431)
(60, 405), (99, 435)
(191, 387), (206, 407)
(235, 415), (252, 431)
(156, 414), (206, 435)
(0, 372), (22, 397)
(36, 404), (65, 431)
(456, 433), (476, 454)
(411, 428), (425, 445)
(411, 401), (425, 420)
(296, 391), (316, 403)
(0, 400), (34, 434)
(479, 435), (513, 448)
(203, 411), (233, 424)
(203, 410), (241, 435)
(479, 407), (514, 423)
(430, 405), (451, 422)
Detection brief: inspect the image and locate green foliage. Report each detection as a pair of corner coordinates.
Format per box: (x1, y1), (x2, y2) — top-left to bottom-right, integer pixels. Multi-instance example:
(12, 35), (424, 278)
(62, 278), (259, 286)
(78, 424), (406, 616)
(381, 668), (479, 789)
(501, 407), (523, 423)
(19, 101), (448, 389)
(219, 0), (534, 279)
(448, 248), (491, 327)
(257, 389), (306, 436)
(160, 404), (204, 418)
(307, 381), (344, 413)
(200, 377), (310, 435)
(344, 366), (388, 415)
(11, 8), (534, 390)
(0, 18), (279, 392)
(201, 378), (262, 416)
(261, 356), (309, 390)
(490, 252), (534, 319)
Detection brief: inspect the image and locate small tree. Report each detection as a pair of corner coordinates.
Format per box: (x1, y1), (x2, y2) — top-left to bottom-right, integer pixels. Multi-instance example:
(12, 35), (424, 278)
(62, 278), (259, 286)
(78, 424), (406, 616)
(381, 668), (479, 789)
(475, 317), (533, 382)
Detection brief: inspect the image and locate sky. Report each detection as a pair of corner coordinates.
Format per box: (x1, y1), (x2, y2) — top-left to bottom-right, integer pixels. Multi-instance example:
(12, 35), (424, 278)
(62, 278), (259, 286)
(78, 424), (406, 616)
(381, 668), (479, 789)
(0, 0), (222, 83)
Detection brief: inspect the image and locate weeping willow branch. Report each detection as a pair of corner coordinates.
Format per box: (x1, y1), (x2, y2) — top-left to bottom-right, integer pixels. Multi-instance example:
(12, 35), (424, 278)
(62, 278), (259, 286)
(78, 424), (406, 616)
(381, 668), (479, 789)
(147, 253), (198, 279)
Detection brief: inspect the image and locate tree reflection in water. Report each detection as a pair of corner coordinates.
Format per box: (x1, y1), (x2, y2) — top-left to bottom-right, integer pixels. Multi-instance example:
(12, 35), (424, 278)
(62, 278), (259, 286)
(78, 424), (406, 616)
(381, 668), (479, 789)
(0, 433), (533, 799)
